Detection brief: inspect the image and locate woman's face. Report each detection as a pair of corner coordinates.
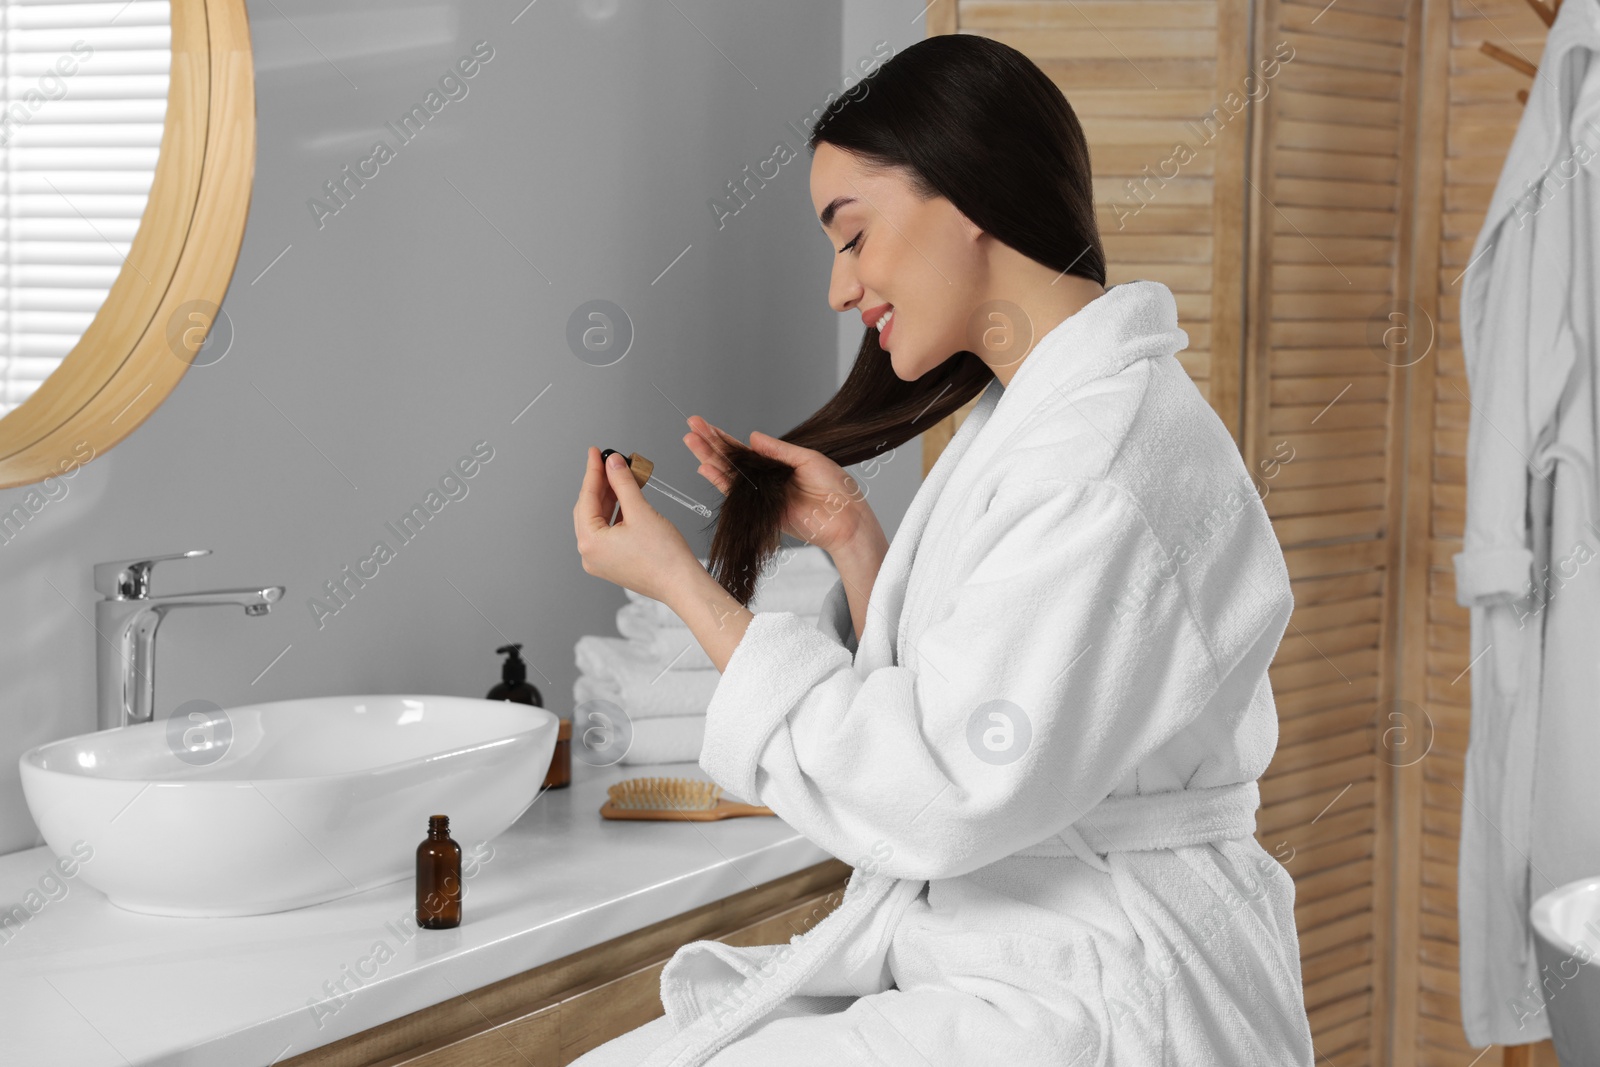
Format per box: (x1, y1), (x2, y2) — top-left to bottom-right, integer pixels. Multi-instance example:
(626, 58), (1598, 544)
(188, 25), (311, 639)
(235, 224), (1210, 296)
(810, 143), (986, 382)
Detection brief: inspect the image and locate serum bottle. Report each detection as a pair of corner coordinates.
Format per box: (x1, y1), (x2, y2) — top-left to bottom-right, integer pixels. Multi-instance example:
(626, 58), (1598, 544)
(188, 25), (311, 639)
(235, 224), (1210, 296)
(416, 814), (461, 929)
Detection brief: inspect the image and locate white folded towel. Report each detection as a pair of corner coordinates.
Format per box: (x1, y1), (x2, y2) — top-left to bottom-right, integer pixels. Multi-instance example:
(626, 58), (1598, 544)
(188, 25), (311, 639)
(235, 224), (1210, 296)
(624, 573), (837, 625)
(618, 714), (706, 765)
(622, 546), (840, 626)
(616, 601), (820, 671)
(570, 547), (838, 735)
(573, 637), (720, 718)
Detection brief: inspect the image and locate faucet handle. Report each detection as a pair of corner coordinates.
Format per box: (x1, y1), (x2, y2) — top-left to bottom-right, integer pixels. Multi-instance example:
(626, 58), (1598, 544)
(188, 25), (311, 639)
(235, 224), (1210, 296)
(93, 549), (212, 599)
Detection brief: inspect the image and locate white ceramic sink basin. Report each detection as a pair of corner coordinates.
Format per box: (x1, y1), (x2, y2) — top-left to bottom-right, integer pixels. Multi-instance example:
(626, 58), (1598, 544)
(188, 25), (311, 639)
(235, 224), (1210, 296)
(19, 694), (557, 916)
(1531, 876), (1600, 1062)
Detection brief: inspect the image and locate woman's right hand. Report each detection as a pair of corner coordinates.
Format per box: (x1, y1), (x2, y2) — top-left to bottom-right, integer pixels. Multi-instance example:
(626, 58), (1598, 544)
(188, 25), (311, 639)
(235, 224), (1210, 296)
(683, 414), (881, 555)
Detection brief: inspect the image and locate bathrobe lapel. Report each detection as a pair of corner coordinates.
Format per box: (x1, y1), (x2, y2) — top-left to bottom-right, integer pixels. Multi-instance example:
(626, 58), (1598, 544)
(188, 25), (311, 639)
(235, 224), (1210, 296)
(857, 376), (1001, 666)
(893, 280), (1189, 656)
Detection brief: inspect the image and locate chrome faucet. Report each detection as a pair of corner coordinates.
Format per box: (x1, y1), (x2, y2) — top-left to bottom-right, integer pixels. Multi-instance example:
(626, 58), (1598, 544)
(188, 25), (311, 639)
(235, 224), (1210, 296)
(93, 550), (285, 731)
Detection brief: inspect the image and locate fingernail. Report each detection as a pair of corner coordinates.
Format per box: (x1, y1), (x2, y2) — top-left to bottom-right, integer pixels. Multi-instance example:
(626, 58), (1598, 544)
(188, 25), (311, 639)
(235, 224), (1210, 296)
(607, 453), (623, 468)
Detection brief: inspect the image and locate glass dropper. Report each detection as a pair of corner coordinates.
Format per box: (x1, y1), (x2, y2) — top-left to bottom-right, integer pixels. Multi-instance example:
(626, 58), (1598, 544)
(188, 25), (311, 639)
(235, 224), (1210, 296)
(601, 447), (715, 519)
(645, 476), (713, 518)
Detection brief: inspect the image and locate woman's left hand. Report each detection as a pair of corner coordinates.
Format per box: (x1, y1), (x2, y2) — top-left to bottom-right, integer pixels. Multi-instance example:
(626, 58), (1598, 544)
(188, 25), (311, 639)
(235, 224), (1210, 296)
(573, 446), (700, 603)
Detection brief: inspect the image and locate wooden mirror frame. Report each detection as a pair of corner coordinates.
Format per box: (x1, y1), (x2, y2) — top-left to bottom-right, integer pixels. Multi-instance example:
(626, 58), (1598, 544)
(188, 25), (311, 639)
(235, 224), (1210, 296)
(0, 0), (254, 489)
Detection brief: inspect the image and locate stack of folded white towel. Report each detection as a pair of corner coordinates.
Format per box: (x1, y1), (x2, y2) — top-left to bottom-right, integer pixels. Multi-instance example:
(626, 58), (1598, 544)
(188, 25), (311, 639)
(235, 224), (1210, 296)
(572, 545), (840, 764)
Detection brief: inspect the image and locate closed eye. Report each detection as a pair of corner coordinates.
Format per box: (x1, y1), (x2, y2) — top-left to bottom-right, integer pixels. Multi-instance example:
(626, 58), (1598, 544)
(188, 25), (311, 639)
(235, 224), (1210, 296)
(838, 231), (862, 255)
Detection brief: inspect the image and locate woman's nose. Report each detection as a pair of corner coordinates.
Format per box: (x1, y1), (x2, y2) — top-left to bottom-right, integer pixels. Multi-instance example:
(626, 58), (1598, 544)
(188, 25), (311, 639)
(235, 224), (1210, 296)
(828, 262), (862, 313)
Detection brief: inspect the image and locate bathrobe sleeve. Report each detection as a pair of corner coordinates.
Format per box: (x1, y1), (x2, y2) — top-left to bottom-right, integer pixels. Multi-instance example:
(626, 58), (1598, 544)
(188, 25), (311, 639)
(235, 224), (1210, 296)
(698, 476), (1233, 882)
(1452, 223), (1544, 606)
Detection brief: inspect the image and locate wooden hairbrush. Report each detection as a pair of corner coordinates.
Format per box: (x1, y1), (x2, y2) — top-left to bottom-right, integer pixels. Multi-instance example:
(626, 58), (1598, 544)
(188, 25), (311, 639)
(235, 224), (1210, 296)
(600, 776), (774, 821)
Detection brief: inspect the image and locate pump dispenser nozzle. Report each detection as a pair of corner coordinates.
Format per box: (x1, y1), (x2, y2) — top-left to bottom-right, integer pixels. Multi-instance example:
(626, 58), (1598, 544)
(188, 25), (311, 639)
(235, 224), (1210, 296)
(496, 643), (527, 684)
(488, 644), (541, 708)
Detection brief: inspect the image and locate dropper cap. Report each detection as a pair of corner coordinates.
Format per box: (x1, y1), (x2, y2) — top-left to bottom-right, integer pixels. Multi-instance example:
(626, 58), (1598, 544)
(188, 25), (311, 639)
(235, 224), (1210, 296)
(496, 643), (527, 684)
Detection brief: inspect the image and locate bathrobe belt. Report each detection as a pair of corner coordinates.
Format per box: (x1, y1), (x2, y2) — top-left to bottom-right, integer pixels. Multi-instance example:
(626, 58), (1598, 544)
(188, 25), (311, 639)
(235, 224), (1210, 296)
(1010, 780), (1263, 872)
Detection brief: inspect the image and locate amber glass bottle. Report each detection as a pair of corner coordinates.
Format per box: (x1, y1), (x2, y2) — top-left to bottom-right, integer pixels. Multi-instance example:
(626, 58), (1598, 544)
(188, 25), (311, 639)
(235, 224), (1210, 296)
(416, 814), (461, 929)
(542, 718), (572, 790)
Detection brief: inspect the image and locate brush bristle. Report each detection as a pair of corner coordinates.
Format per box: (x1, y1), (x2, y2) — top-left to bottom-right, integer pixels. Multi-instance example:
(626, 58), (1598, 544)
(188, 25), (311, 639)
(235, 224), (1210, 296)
(606, 776), (724, 811)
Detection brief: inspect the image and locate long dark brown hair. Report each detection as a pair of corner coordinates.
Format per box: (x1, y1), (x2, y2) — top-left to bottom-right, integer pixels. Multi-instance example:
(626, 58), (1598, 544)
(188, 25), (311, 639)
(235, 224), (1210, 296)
(706, 33), (1106, 605)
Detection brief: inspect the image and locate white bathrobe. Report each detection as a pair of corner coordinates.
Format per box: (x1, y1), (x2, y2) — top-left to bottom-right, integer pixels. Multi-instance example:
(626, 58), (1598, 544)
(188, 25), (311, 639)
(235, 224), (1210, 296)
(575, 279), (1314, 1067)
(1452, 0), (1600, 1046)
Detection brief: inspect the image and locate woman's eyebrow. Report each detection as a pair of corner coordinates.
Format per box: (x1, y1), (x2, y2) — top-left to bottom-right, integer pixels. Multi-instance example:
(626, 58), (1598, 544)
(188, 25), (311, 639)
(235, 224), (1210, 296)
(818, 196), (858, 229)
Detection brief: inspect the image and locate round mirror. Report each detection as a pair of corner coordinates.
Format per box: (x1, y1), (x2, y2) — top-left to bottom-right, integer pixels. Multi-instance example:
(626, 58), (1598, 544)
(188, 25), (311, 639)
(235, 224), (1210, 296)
(0, 0), (253, 489)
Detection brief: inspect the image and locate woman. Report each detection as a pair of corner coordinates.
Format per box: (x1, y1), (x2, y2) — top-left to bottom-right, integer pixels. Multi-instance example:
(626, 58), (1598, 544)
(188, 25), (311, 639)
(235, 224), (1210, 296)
(571, 33), (1314, 1067)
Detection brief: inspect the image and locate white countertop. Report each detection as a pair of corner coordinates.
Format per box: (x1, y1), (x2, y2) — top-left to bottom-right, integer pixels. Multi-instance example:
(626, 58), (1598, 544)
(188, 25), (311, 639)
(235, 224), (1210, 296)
(0, 760), (833, 1066)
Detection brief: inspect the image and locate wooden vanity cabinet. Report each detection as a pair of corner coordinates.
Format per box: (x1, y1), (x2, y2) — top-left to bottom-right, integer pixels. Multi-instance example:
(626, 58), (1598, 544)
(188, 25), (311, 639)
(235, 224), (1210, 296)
(280, 859), (852, 1067)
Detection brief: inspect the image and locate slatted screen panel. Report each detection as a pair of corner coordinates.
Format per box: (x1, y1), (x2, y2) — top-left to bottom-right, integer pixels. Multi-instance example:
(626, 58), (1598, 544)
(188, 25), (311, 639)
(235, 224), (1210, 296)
(920, 0), (1250, 477)
(1244, 2), (1416, 1065)
(1399, 0), (1559, 1064)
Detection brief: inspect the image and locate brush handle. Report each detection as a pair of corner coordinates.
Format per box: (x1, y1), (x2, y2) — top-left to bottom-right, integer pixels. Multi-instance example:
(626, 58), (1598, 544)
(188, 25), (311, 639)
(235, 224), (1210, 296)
(599, 799), (774, 821)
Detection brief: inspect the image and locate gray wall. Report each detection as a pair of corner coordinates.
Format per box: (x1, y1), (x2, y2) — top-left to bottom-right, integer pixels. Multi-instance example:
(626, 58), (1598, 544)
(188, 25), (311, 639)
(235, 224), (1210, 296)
(836, 0), (926, 540)
(0, 0), (929, 857)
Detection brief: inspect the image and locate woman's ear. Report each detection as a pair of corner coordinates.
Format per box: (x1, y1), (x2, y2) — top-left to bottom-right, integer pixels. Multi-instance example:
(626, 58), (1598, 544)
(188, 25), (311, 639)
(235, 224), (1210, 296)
(955, 205), (985, 244)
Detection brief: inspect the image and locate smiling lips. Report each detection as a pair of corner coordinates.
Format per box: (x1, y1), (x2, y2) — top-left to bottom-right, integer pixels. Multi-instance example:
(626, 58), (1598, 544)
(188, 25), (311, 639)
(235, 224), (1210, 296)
(862, 303), (896, 347)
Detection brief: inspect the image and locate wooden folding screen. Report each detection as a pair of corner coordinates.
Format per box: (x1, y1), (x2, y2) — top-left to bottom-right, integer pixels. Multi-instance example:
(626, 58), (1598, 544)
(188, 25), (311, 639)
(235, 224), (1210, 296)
(1241, 2), (1415, 1062)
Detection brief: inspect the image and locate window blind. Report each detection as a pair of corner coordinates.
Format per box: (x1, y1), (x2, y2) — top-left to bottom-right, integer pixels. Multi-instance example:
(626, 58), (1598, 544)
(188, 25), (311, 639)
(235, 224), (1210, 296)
(1, 0), (170, 417)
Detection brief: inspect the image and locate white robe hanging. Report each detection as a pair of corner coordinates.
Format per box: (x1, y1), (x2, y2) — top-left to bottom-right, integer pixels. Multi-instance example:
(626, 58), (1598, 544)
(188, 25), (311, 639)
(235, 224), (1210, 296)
(1452, 0), (1600, 1046)
(575, 279), (1314, 1067)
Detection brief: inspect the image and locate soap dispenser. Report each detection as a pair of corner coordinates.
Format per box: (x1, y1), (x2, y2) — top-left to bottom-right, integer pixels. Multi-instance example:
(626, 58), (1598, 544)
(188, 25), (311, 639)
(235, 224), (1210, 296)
(488, 643), (542, 706)
(487, 643), (570, 790)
